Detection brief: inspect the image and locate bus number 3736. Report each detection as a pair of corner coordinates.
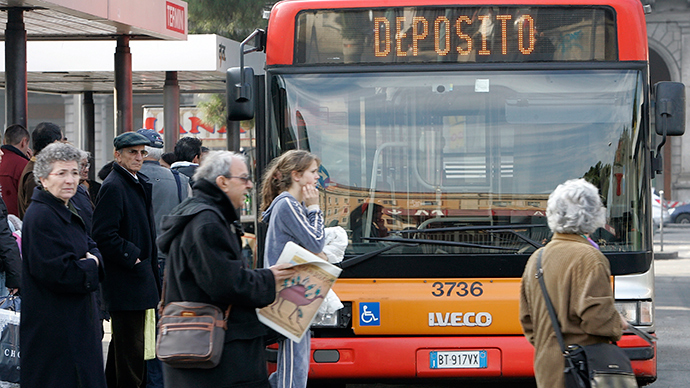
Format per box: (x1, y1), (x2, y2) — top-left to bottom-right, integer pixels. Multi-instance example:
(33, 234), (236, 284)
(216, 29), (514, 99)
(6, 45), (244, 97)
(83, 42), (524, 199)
(431, 281), (483, 297)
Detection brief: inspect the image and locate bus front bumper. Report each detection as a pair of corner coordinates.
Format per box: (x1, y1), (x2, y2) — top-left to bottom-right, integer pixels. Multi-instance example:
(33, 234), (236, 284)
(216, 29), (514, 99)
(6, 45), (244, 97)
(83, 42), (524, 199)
(305, 334), (655, 380)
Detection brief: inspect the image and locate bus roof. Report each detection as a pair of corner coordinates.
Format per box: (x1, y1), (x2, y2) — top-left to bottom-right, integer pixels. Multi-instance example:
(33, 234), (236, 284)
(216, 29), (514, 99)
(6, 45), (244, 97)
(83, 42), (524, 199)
(266, 0), (647, 65)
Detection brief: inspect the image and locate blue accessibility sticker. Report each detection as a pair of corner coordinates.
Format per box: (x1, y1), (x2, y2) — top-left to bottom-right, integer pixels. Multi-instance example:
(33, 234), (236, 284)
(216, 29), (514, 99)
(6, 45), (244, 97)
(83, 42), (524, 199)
(359, 302), (380, 326)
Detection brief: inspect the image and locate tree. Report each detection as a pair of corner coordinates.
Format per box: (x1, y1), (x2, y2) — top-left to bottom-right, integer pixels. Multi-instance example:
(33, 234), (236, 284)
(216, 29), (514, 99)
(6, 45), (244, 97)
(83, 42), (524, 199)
(186, 0), (269, 41)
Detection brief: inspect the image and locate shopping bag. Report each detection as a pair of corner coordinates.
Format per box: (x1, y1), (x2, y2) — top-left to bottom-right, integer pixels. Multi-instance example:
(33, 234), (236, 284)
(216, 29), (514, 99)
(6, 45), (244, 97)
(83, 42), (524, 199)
(0, 308), (20, 384)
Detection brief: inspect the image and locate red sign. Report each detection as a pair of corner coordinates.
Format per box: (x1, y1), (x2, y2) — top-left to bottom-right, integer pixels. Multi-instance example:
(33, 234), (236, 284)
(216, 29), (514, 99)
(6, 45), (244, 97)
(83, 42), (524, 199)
(166, 2), (185, 34)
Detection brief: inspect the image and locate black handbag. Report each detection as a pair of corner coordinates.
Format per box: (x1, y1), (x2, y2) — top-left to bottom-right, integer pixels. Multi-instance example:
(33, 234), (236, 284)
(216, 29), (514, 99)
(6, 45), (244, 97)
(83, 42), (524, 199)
(535, 249), (640, 388)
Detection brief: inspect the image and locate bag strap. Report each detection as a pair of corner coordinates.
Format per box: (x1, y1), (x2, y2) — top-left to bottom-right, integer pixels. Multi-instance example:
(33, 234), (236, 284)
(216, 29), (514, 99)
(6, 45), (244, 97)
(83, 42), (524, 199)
(535, 248), (569, 354)
(171, 169), (184, 203)
(536, 248), (655, 348)
(159, 266), (232, 326)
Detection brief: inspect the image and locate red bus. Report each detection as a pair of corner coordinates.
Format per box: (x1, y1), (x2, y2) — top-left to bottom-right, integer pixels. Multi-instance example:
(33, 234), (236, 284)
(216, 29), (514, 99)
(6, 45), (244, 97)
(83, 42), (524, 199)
(228, 0), (685, 385)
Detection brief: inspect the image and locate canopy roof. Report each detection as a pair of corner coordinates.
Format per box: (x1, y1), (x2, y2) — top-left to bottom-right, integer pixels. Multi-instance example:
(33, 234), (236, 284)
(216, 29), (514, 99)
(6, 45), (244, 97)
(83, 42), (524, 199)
(0, 0), (187, 40)
(0, 35), (265, 93)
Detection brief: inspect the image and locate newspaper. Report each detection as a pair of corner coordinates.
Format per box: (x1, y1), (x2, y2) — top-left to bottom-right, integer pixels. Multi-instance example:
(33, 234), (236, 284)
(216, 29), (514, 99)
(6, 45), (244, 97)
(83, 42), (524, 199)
(257, 241), (342, 343)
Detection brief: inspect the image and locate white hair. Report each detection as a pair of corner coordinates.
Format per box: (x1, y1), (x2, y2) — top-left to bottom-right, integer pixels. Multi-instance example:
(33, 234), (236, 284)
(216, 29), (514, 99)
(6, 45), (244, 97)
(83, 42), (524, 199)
(145, 146), (163, 161)
(546, 178), (606, 235)
(193, 151), (246, 183)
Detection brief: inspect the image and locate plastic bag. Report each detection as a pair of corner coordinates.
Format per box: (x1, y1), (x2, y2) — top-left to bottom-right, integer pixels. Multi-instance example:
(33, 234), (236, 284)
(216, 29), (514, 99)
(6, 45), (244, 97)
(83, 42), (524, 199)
(0, 307), (20, 384)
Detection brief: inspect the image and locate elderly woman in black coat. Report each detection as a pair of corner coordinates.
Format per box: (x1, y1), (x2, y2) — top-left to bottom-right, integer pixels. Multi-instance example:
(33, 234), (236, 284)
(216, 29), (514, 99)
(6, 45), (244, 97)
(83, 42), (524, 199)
(20, 142), (106, 388)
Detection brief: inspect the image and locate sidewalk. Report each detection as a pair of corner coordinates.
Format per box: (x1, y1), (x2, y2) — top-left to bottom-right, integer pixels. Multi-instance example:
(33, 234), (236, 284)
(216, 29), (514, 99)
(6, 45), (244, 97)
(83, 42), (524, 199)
(654, 224), (690, 260)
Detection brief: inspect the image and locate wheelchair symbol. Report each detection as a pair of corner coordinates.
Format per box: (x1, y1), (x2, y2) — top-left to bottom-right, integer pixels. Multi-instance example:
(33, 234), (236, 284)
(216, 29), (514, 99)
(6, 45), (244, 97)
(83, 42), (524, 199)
(359, 302), (380, 326)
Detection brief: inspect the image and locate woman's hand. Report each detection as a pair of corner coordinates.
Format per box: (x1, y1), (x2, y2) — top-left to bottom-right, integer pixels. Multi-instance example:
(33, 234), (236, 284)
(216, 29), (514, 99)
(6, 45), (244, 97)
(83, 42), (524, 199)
(620, 314), (630, 330)
(302, 184), (320, 207)
(269, 263), (296, 282)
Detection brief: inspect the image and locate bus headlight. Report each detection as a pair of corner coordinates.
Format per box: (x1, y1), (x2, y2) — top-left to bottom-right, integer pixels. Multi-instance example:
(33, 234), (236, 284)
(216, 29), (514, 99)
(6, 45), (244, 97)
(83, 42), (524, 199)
(311, 302), (352, 329)
(615, 300), (653, 326)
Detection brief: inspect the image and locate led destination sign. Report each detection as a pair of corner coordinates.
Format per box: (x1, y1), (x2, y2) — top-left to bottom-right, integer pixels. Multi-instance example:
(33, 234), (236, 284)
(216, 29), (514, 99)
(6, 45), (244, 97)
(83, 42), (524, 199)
(294, 7), (616, 64)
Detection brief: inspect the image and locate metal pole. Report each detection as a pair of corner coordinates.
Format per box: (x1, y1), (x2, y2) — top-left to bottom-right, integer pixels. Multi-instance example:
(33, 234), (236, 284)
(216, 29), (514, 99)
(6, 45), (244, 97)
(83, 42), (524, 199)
(163, 71), (180, 152)
(227, 121), (240, 152)
(5, 8), (27, 129)
(114, 35), (133, 134)
(83, 91), (95, 181)
(659, 190), (664, 252)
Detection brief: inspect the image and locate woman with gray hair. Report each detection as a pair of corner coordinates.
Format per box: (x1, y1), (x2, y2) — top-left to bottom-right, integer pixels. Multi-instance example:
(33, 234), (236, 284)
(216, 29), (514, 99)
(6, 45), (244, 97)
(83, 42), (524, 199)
(519, 178), (628, 388)
(20, 142), (106, 387)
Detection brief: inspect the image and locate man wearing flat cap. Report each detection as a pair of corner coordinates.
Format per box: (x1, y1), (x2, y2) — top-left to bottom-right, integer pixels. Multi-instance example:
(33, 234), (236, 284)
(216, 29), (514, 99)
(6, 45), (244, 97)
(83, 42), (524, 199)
(136, 128), (190, 387)
(93, 132), (161, 388)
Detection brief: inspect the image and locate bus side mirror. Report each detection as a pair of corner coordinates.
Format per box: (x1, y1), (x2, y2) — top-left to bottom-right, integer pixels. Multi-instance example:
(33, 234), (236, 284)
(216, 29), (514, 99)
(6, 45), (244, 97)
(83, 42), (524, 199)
(654, 81), (685, 136)
(227, 67), (255, 121)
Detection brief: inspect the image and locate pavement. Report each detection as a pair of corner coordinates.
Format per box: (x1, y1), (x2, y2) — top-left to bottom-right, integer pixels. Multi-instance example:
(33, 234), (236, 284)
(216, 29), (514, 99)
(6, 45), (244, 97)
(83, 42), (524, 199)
(654, 224), (690, 260)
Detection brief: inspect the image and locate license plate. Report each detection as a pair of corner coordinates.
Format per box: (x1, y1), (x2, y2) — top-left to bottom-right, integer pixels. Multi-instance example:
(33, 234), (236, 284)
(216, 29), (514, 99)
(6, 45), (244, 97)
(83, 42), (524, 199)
(429, 350), (487, 369)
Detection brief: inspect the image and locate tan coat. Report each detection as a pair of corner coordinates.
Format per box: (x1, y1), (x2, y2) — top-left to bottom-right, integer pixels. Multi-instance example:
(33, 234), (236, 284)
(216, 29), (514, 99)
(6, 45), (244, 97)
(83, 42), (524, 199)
(519, 233), (623, 388)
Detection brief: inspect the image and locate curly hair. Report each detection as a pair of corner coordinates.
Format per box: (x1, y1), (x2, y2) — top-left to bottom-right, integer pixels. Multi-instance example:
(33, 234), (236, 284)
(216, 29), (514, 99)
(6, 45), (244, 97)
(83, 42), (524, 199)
(546, 178), (606, 235)
(33, 142), (82, 185)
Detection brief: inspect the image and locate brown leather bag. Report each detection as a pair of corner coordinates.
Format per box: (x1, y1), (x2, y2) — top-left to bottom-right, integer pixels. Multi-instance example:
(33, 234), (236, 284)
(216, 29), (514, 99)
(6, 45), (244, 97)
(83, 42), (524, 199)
(156, 289), (231, 369)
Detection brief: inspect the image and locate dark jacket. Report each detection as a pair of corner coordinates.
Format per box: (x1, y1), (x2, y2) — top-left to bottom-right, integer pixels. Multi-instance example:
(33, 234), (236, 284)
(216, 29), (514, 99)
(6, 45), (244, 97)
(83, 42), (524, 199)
(0, 195), (20, 288)
(17, 158), (35, 219)
(157, 179), (276, 387)
(92, 162), (160, 311)
(20, 187), (106, 388)
(0, 144), (29, 217)
(72, 184), (94, 234)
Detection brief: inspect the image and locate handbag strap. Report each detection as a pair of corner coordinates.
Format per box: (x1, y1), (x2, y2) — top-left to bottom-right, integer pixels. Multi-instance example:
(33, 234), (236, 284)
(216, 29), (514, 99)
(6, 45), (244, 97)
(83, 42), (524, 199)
(535, 248), (569, 355)
(535, 248), (655, 349)
(159, 268), (232, 325)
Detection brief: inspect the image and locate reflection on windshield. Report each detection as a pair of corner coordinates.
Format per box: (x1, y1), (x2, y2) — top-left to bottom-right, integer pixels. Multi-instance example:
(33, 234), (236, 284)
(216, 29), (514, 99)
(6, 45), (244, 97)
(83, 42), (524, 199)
(273, 70), (646, 254)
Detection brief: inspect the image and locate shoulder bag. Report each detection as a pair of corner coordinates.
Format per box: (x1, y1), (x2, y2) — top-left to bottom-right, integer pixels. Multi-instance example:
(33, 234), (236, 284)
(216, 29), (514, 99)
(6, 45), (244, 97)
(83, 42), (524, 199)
(156, 280), (231, 369)
(535, 249), (644, 388)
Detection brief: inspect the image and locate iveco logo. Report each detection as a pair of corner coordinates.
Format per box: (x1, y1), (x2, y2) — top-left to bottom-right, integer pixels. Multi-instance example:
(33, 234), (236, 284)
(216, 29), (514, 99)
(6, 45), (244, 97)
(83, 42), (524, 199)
(428, 312), (493, 327)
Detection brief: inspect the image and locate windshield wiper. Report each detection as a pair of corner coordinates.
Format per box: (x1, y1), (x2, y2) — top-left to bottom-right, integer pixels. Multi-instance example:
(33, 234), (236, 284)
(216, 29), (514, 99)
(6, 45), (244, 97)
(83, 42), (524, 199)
(365, 237), (521, 251)
(341, 226), (542, 269)
(340, 242), (417, 269)
(394, 224), (545, 249)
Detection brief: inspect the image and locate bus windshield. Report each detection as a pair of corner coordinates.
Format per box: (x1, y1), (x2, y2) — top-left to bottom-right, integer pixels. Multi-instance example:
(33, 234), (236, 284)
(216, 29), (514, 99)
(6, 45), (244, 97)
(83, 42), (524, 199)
(271, 69), (648, 255)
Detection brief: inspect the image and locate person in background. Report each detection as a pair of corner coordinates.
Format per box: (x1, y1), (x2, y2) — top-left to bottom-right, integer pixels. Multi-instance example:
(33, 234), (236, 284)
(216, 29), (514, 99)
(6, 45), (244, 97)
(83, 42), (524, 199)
(0, 124), (30, 217)
(135, 128), (190, 388)
(157, 151), (294, 388)
(71, 151), (95, 233)
(200, 146), (210, 162)
(97, 160), (115, 181)
(18, 122), (63, 219)
(349, 203), (388, 243)
(92, 132), (161, 388)
(260, 150), (326, 388)
(171, 136), (202, 182)
(20, 142), (105, 388)
(79, 153), (101, 204)
(0, 146), (21, 297)
(519, 178), (628, 388)
(160, 152), (176, 169)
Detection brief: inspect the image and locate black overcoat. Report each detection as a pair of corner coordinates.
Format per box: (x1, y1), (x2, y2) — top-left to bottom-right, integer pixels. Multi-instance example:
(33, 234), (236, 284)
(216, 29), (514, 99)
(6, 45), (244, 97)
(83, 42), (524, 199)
(157, 179), (276, 388)
(20, 188), (105, 388)
(92, 162), (161, 311)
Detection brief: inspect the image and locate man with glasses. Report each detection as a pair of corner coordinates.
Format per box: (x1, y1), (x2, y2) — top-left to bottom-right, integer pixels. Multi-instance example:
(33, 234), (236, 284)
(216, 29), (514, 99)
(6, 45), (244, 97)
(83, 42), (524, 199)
(93, 132), (161, 388)
(156, 151), (294, 387)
